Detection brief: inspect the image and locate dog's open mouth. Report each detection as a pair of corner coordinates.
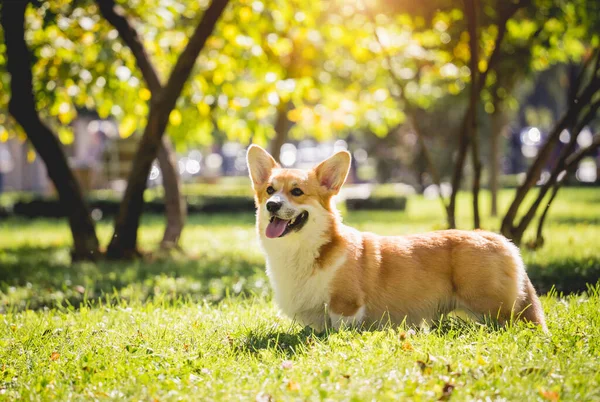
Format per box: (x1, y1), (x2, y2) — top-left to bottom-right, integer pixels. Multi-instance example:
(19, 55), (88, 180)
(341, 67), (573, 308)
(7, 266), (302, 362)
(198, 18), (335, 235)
(266, 211), (309, 238)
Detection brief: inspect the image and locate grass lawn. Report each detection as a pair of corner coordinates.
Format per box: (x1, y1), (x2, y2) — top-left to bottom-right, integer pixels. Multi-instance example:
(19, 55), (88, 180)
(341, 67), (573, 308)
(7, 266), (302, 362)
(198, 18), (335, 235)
(1, 188), (600, 400)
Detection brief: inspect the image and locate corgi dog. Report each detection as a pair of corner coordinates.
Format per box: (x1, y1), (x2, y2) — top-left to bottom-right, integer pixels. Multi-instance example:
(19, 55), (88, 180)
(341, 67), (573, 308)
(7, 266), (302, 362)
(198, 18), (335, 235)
(246, 145), (547, 332)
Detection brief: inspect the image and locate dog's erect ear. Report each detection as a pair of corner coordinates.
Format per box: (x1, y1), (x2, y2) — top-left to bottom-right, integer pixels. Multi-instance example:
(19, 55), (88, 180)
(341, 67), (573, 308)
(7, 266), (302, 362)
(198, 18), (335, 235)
(313, 150), (351, 194)
(247, 145), (279, 187)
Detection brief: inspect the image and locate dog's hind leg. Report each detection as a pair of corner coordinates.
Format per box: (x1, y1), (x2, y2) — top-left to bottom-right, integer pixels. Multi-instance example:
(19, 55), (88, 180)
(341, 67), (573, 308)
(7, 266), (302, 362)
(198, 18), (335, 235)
(516, 277), (548, 332)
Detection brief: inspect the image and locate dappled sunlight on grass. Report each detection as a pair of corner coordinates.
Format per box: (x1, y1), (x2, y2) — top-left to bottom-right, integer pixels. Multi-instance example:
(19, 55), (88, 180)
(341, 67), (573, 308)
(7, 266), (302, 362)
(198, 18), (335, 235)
(1, 288), (599, 400)
(0, 188), (599, 399)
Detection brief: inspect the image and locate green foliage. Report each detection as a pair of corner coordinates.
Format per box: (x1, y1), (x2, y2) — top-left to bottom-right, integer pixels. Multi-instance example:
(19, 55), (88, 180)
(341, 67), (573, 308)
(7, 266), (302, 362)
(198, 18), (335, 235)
(0, 0), (598, 148)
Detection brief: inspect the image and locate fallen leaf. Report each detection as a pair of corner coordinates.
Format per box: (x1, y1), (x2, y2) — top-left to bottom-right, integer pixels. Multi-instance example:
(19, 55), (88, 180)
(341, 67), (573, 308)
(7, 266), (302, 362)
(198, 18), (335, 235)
(287, 380), (300, 391)
(521, 367), (545, 375)
(539, 389), (560, 401)
(224, 335), (234, 346)
(440, 383), (455, 400)
(183, 344), (190, 352)
(256, 392), (273, 402)
(50, 352), (60, 361)
(402, 341), (413, 351)
(125, 345), (138, 353)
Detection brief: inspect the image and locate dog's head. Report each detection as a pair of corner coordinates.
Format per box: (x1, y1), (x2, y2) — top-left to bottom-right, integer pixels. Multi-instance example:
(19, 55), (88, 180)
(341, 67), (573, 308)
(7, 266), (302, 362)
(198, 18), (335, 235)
(246, 145), (351, 240)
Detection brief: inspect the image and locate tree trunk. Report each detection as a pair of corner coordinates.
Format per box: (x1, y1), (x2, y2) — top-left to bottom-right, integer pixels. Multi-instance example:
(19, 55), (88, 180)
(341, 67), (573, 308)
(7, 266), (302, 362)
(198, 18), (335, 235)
(97, 0), (187, 252)
(270, 101), (291, 163)
(531, 182), (559, 249)
(505, 50), (600, 244)
(489, 104), (505, 217)
(446, 0), (526, 229)
(447, 119), (468, 229)
(501, 77), (599, 242)
(408, 109), (448, 213)
(2, 1), (100, 261)
(106, 0), (229, 258)
(508, 101), (599, 244)
(157, 136), (186, 249)
(465, 0), (481, 229)
(533, 133), (600, 248)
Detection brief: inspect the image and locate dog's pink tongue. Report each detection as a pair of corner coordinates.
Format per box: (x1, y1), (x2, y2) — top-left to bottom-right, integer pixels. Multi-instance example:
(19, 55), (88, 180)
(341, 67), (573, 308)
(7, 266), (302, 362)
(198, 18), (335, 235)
(266, 217), (288, 238)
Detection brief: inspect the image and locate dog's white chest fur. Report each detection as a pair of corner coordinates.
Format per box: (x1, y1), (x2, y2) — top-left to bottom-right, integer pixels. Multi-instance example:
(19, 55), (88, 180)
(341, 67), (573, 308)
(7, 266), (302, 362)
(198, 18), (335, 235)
(260, 230), (344, 330)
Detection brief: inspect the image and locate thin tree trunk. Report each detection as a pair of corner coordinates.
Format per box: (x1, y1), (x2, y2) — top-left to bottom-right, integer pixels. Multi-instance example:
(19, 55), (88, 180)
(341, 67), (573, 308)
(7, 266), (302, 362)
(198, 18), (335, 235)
(106, 0), (229, 258)
(501, 48), (599, 242)
(509, 101), (600, 243)
(501, 74), (599, 242)
(447, 118), (468, 229)
(408, 110), (448, 213)
(465, 0), (481, 229)
(98, 0), (188, 251)
(532, 182), (559, 249)
(533, 133), (600, 248)
(489, 103), (505, 217)
(2, 1), (100, 261)
(270, 101), (290, 163)
(446, 0), (528, 229)
(157, 136), (186, 249)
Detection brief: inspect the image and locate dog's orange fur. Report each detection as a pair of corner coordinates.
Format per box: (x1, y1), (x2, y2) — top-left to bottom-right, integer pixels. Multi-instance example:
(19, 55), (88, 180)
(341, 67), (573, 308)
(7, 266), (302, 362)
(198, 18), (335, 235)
(247, 145), (547, 332)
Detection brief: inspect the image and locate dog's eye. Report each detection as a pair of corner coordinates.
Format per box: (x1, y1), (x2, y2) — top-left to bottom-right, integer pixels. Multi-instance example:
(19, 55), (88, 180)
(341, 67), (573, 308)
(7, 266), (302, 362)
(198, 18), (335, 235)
(266, 186), (275, 195)
(291, 188), (304, 196)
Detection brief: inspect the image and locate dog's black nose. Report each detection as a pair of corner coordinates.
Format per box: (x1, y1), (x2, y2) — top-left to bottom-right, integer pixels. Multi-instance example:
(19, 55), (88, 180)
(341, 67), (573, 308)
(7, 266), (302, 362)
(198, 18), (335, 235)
(266, 201), (282, 213)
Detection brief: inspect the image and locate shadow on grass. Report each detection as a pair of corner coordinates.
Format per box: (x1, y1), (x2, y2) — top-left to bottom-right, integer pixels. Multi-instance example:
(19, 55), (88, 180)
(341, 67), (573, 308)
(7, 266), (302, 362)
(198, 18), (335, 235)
(1, 244), (599, 314)
(527, 257), (600, 295)
(0, 245), (268, 313)
(233, 326), (324, 358)
(549, 216), (600, 225)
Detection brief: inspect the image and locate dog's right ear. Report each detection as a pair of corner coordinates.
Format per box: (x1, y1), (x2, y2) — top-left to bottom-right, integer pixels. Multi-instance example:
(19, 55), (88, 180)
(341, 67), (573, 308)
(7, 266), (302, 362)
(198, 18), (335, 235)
(247, 145), (279, 187)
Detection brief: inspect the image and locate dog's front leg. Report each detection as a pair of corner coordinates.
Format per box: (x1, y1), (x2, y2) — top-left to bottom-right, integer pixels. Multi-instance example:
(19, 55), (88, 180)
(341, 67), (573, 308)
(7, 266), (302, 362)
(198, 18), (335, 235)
(329, 305), (366, 330)
(295, 307), (329, 333)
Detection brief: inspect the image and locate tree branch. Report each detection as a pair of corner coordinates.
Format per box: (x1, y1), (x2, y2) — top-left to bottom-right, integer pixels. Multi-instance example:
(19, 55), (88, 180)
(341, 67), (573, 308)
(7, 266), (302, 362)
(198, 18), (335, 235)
(564, 133), (600, 170)
(531, 133), (599, 248)
(478, 0), (530, 90)
(501, 64), (600, 241)
(569, 47), (599, 103)
(514, 99), (600, 235)
(97, 0), (162, 93)
(465, 0), (482, 229)
(370, 20), (448, 212)
(448, 0), (529, 229)
(157, 0), (229, 112)
(1, 0), (100, 259)
(106, 0), (229, 256)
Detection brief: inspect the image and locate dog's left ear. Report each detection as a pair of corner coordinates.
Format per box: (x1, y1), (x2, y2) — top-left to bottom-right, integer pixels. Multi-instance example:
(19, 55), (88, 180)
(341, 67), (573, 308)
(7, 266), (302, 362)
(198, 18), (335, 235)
(247, 144), (279, 188)
(314, 150), (351, 194)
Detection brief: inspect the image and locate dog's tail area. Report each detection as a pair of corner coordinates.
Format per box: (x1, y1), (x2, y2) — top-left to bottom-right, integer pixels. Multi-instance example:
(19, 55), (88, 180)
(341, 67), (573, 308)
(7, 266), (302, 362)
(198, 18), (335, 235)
(519, 277), (548, 332)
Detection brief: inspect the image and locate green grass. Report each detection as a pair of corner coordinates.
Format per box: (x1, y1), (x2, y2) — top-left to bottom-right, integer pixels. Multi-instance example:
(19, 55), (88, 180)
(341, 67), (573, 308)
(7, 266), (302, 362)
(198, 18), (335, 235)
(1, 188), (600, 400)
